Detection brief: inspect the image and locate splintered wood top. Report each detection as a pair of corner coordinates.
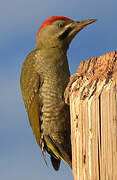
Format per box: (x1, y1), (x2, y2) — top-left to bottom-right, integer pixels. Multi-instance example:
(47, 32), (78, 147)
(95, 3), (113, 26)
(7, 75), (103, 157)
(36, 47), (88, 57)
(68, 51), (117, 180)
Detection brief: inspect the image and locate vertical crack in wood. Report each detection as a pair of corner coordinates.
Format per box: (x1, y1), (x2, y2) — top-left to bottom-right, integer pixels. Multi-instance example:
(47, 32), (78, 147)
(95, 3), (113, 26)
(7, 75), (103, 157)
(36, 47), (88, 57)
(69, 51), (117, 180)
(98, 94), (102, 180)
(88, 96), (93, 179)
(114, 82), (117, 151)
(99, 95), (102, 150)
(98, 140), (101, 180)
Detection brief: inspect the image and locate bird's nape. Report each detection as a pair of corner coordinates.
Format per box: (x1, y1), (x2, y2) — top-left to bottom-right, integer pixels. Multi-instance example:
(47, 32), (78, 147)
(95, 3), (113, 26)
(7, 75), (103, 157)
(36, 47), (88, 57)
(20, 15), (97, 171)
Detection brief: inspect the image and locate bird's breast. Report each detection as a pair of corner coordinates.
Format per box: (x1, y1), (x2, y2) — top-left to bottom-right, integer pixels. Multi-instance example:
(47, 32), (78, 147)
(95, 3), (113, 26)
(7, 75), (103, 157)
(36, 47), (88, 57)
(39, 70), (69, 136)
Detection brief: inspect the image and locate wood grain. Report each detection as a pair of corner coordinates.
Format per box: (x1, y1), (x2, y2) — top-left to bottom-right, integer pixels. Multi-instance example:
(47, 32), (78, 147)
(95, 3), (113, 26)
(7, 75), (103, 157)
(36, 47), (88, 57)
(67, 51), (117, 180)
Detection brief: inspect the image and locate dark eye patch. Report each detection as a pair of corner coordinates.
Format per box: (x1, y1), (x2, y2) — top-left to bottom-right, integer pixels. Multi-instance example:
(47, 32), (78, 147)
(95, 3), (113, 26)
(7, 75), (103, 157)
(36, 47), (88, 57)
(59, 27), (73, 40)
(58, 23), (64, 28)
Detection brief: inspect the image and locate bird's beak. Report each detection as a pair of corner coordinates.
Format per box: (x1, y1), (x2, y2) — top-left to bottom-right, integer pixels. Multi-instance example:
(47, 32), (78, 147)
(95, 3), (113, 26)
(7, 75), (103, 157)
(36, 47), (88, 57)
(66, 19), (97, 43)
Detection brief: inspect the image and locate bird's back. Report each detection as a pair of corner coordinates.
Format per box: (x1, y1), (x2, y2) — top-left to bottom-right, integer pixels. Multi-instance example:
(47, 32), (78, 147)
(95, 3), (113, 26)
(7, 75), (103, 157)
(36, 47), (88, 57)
(20, 48), (72, 169)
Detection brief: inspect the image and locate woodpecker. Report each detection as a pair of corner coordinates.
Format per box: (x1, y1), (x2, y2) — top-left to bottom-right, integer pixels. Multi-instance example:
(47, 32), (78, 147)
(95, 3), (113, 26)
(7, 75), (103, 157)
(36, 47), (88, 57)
(20, 16), (96, 170)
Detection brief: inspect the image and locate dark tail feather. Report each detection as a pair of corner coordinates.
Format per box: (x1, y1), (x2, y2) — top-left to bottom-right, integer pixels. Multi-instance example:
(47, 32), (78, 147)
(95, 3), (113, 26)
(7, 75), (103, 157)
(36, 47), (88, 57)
(51, 155), (61, 171)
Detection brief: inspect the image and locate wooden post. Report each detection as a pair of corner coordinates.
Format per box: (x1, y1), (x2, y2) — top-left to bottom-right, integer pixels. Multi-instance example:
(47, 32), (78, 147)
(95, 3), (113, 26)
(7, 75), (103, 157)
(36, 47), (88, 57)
(67, 51), (117, 180)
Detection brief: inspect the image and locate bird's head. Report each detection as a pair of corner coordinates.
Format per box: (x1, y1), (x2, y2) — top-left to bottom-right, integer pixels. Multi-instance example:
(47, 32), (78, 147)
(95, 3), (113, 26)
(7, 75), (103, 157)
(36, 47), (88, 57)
(35, 16), (97, 50)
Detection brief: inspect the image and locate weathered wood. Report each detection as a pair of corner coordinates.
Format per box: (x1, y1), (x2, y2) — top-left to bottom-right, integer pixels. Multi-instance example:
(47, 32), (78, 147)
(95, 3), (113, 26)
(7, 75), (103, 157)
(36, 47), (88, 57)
(67, 51), (117, 180)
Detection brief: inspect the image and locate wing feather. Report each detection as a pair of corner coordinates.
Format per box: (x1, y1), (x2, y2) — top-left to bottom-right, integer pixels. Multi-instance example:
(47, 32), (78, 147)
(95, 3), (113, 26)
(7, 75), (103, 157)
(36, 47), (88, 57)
(20, 51), (42, 147)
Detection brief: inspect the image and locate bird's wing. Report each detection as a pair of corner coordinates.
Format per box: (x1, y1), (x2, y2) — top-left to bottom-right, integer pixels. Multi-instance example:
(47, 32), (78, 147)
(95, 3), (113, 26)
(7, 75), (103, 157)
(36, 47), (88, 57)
(20, 51), (42, 148)
(20, 51), (67, 170)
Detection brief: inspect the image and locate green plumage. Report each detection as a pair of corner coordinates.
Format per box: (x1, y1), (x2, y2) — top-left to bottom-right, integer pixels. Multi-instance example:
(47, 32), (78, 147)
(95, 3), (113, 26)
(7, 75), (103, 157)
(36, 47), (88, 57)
(20, 48), (72, 170)
(20, 16), (96, 170)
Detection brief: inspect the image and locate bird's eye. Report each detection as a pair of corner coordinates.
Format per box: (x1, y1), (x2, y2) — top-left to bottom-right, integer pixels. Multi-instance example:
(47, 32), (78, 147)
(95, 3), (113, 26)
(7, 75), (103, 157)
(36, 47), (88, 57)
(58, 23), (64, 28)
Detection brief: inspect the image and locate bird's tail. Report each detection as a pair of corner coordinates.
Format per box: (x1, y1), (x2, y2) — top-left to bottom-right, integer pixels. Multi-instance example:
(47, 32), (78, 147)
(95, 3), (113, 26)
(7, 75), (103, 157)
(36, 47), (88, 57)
(44, 135), (72, 169)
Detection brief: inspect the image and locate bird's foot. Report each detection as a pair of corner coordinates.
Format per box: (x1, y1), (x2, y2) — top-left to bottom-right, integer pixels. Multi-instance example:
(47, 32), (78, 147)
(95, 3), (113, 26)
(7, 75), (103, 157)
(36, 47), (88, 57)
(64, 73), (79, 104)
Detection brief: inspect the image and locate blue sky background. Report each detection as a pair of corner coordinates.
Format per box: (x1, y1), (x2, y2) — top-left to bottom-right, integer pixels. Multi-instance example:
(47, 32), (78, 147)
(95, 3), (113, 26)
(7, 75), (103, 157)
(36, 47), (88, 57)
(0, 0), (117, 179)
